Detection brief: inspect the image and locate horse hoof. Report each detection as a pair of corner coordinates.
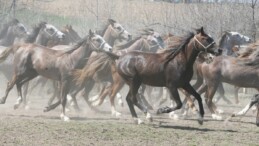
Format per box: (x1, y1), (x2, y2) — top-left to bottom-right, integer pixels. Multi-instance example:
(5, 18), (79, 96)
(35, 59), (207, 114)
(112, 111), (122, 117)
(146, 113), (153, 123)
(14, 104), (20, 110)
(216, 109), (224, 114)
(134, 118), (144, 125)
(92, 100), (100, 107)
(89, 95), (99, 102)
(198, 119), (203, 125)
(169, 112), (179, 120)
(212, 114), (223, 120)
(0, 98), (5, 104)
(43, 107), (50, 112)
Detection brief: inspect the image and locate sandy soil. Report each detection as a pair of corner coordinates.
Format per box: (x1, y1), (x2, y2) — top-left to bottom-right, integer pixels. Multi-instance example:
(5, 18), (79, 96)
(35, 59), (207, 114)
(0, 74), (258, 146)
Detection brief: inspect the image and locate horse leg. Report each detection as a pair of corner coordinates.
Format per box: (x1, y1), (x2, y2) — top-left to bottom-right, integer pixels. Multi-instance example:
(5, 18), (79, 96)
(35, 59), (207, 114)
(91, 82), (111, 106)
(137, 84), (153, 110)
(22, 82), (30, 110)
(234, 86), (240, 104)
(157, 86), (183, 114)
(108, 78), (125, 117)
(206, 83), (222, 120)
(181, 83), (204, 125)
(59, 80), (70, 122)
(0, 75), (17, 104)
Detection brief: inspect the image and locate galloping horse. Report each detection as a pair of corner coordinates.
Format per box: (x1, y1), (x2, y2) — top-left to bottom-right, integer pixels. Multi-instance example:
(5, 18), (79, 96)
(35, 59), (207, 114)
(109, 27), (219, 124)
(0, 19), (28, 47)
(72, 30), (164, 117)
(0, 30), (112, 121)
(194, 43), (259, 121)
(0, 21), (66, 109)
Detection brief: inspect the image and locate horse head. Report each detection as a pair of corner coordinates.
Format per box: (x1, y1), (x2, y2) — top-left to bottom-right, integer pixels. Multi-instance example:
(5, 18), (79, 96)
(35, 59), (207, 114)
(193, 27), (220, 55)
(39, 22), (65, 41)
(88, 29), (112, 52)
(225, 31), (251, 46)
(141, 29), (164, 52)
(107, 19), (132, 41)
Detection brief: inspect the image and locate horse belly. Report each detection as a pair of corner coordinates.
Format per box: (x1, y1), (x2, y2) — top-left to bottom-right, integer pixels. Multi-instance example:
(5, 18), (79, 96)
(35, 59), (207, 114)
(142, 75), (165, 87)
(223, 73), (259, 88)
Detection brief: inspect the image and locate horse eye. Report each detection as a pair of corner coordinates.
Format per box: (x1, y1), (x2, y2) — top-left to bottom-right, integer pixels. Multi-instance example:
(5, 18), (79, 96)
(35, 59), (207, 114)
(117, 27), (122, 31)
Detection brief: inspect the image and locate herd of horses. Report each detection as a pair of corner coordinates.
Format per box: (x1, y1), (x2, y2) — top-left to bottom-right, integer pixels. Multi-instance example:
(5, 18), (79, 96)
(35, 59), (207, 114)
(0, 18), (258, 126)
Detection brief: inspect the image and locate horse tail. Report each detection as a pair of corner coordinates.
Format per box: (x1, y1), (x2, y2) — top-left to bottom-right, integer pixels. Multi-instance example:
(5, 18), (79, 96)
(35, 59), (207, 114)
(105, 52), (120, 60)
(73, 53), (114, 86)
(0, 46), (14, 63)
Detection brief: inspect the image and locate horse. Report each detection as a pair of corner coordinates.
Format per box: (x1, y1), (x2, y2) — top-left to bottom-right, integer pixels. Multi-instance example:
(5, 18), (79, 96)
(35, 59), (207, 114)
(0, 21), (66, 109)
(72, 30), (164, 117)
(0, 30), (112, 121)
(0, 18), (28, 47)
(225, 94), (259, 127)
(23, 24), (83, 108)
(103, 27), (219, 124)
(44, 19), (132, 112)
(194, 43), (259, 121)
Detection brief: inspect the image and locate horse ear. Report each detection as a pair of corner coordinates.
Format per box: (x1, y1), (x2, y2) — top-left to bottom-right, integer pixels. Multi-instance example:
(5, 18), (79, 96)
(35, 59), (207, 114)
(108, 19), (116, 26)
(89, 29), (94, 37)
(196, 27), (205, 35)
(224, 31), (231, 35)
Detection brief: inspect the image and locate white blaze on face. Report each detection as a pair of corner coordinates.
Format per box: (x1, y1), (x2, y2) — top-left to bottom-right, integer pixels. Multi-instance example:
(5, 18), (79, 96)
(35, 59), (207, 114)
(97, 35), (112, 52)
(45, 24), (64, 39)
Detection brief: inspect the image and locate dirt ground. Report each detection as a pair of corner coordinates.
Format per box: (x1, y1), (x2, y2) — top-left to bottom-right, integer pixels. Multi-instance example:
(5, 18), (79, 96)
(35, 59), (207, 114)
(0, 75), (258, 146)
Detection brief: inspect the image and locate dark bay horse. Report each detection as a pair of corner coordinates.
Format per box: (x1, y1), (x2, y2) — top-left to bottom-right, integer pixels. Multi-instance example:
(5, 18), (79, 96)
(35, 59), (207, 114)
(112, 27), (218, 124)
(72, 30), (164, 117)
(0, 30), (112, 121)
(0, 19), (28, 46)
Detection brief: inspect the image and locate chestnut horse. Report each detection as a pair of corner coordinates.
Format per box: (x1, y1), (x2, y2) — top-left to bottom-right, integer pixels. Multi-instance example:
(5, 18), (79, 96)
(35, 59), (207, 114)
(112, 27), (219, 124)
(0, 30), (112, 121)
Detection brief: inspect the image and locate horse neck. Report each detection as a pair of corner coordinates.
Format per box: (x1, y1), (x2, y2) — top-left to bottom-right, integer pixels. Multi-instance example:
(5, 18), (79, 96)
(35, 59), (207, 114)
(219, 36), (234, 56)
(103, 27), (116, 47)
(35, 32), (49, 46)
(67, 43), (92, 68)
(126, 39), (146, 51)
(182, 39), (200, 68)
(0, 30), (16, 46)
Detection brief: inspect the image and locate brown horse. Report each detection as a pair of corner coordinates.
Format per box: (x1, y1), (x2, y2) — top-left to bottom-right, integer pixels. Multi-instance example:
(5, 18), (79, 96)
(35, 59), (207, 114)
(0, 30), (112, 121)
(23, 24), (82, 109)
(0, 19), (28, 47)
(0, 21), (66, 108)
(105, 27), (219, 124)
(194, 44), (259, 120)
(72, 30), (164, 117)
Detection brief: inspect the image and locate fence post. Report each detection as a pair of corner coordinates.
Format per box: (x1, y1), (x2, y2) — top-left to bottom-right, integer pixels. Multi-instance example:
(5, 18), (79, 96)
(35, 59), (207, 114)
(13, 0), (16, 17)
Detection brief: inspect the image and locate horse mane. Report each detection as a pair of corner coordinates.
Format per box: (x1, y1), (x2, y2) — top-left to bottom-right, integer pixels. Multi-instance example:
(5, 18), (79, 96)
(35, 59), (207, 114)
(25, 21), (47, 43)
(116, 36), (142, 50)
(60, 35), (89, 55)
(165, 32), (195, 62)
(237, 42), (259, 58)
(96, 21), (110, 36)
(0, 18), (19, 39)
(218, 32), (227, 48)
